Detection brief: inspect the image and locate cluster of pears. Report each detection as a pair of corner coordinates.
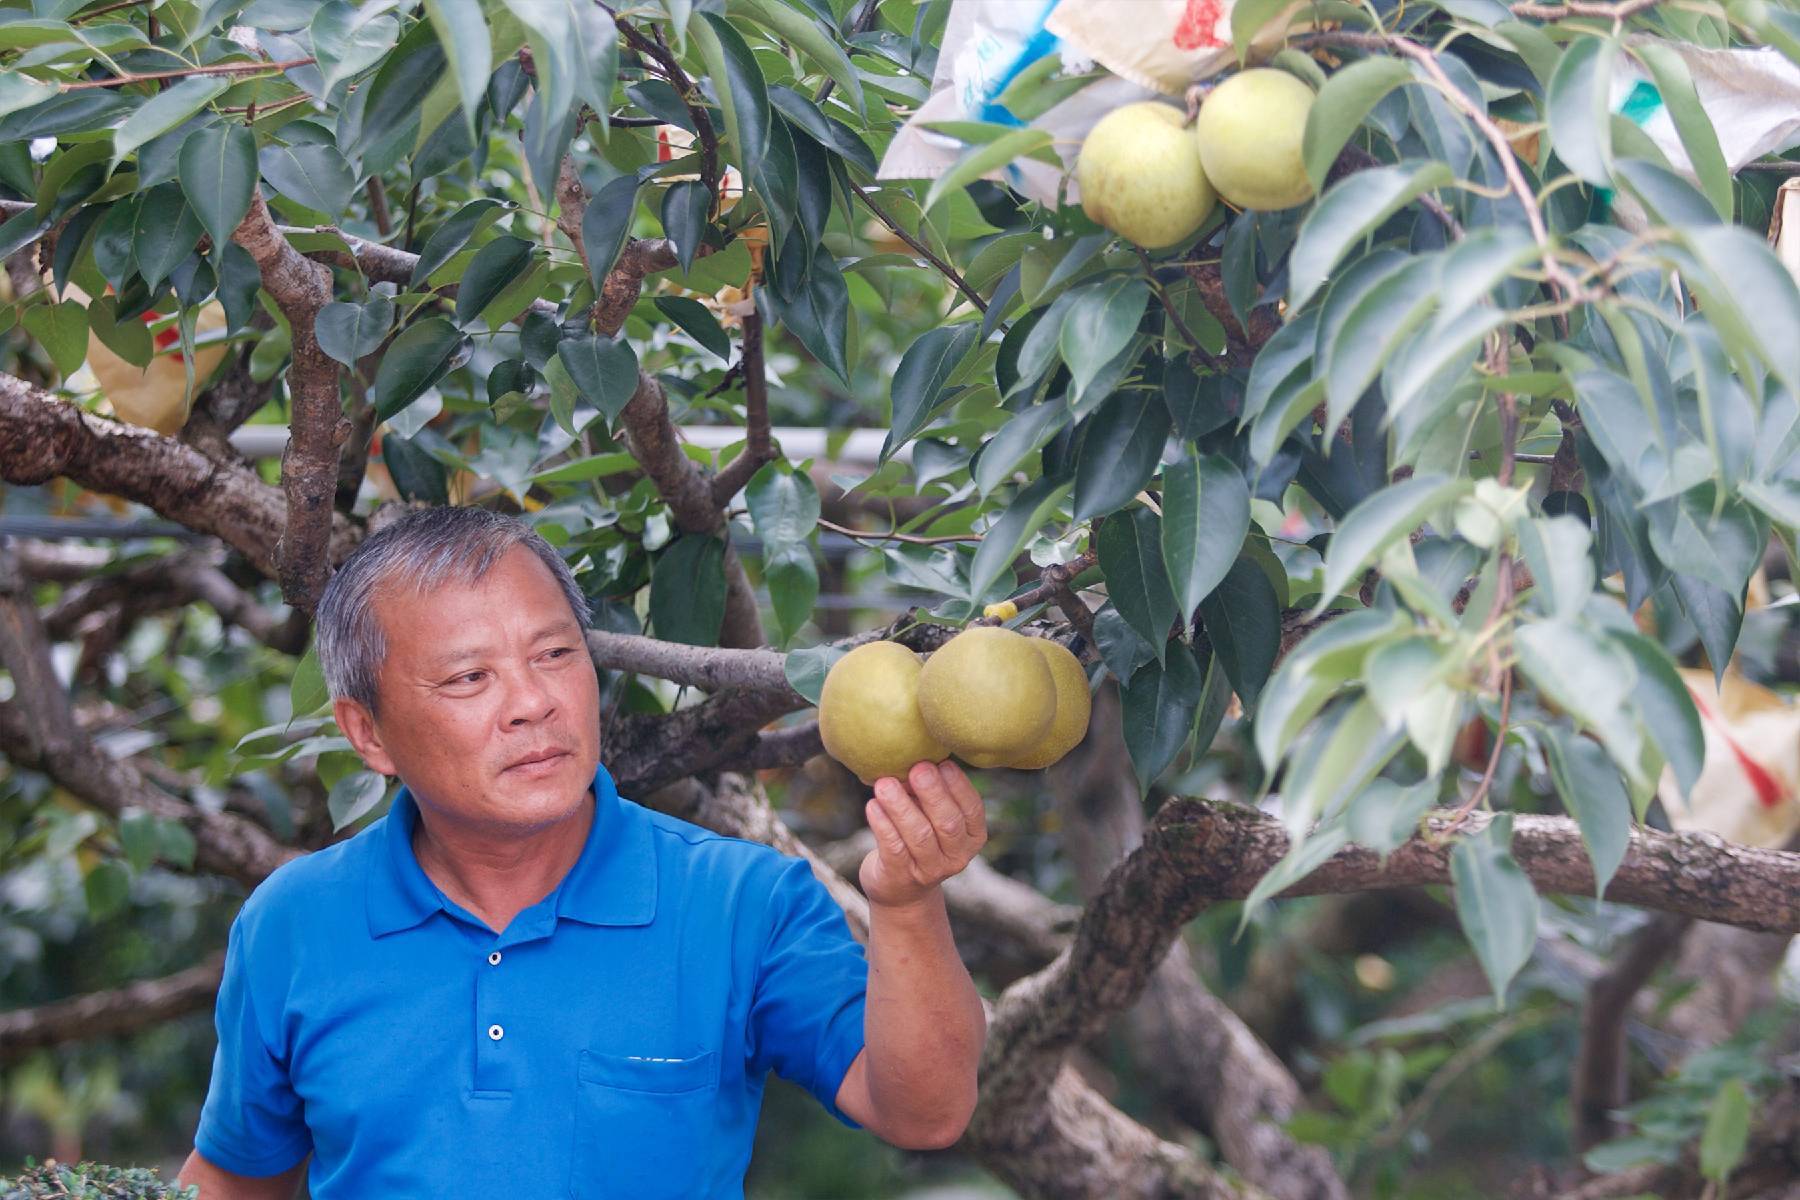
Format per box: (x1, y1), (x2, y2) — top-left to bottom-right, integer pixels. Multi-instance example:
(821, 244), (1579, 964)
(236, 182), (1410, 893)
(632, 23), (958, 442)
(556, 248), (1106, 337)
(1076, 68), (1317, 250)
(818, 625), (1093, 784)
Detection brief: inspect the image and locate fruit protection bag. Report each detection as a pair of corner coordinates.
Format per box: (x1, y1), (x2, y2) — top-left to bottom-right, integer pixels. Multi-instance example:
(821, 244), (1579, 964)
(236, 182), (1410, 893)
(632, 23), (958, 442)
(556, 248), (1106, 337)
(877, 0), (1156, 207)
(1607, 39), (1800, 231)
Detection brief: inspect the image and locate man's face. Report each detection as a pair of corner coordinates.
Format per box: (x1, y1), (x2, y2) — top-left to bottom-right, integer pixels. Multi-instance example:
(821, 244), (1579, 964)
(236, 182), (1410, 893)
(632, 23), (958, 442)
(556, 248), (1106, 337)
(333, 543), (602, 836)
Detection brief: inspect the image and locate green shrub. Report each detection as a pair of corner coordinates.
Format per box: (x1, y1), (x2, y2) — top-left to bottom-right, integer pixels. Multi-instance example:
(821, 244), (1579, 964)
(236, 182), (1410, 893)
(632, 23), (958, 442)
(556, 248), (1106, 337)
(0, 1159), (197, 1199)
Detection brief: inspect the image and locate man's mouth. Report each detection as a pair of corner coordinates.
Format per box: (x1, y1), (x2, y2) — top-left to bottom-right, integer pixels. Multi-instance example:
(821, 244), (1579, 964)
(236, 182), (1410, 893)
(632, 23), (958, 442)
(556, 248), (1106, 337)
(505, 749), (569, 773)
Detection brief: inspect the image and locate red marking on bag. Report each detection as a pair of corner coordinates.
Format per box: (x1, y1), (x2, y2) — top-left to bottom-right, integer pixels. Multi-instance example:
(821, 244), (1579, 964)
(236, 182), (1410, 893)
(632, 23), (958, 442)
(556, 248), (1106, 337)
(1687, 685), (1788, 809)
(1175, 0), (1227, 50)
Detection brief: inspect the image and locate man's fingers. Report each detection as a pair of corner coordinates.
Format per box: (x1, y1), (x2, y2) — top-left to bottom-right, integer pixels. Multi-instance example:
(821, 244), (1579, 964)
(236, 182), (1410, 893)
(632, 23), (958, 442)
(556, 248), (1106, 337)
(865, 797), (910, 862)
(907, 761), (968, 845)
(872, 777), (949, 871)
(933, 760), (987, 843)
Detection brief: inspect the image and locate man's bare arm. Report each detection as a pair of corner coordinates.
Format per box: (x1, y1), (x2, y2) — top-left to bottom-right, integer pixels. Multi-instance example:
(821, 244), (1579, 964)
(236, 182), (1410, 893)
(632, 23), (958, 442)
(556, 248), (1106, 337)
(175, 1149), (308, 1200)
(838, 763), (989, 1148)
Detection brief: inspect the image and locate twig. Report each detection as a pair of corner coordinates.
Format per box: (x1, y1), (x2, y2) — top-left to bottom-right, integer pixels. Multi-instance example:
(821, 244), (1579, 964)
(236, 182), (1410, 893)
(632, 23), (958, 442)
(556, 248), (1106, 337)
(59, 57), (316, 91)
(611, 13), (720, 207)
(856, 189), (989, 314)
(1510, 0), (1660, 18)
(816, 517), (982, 545)
(816, 0), (884, 106)
(365, 178), (392, 238)
(1134, 246), (1204, 353)
(709, 310), (777, 506)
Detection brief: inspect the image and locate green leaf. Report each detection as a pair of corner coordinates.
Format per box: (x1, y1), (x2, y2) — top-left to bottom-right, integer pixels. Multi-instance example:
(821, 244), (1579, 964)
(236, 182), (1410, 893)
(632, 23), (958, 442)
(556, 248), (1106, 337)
(0, 73), (56, 122)
(1322, 254), (1439, 434)
(1231, 0), (1293, 58)
(764, 542), (818, 646)
(258, 141), (357, 217)
(974, 400), (1070, 499)
(965, 474), (1073, 605)
(311, 1), (398, 93)
(1607, 628), (1703, 799)
(784, 644), (845, 704)
(1242, 818), (1351, 926)
(1161, 454), (1250, 624)
(1675, 224), (1800, 402)
(1302, 57), (1413, 192)
(84, 860), (131, 920)
(1288, 161), (1453, 311)
(1073, 390), (1170, 521)
(883, 323), (979, 462)
(373, 317), (465, 421)
(455, 235), (535, 326)
(1197, 555), (1280, 714)
(923, 126), (1053, 215)
(422, 0), (492, 138)
(1450, 813), (1539, 1008)
(132, 183), (202, 291)
(381, 432), (449, 505)
(22, 299), (88, 379)
(113, 75), (229, 165)
(1313, 474), (1469, 617)
(739, 0), (863, 116)
(1097, 505), (1180, 663)
(1121, 645), (1204, 790)
(1543, 727), (1630, 900)
(1240, 308), (1319, 429)
(746, 460), (821, 546)
(1546, 35), (1615, 187)
(315, 296), (394, 368)
(581, 174), (640, 293)
(1645, 488), (1761, 597)
(653, 295), (731, 361)
(177, 122), (256, 252)
(1630, 41), (1731, 220)
(659, 180), (710, 276)
(328, 771), (390, 831)
(556, 335), (640, 424)
(1700, 1079), (1751, 1184)
(1515, 514), (1594, 623)
(768, 84), (878, 174)
(1060, 276), (1149, 404)
(356, 24), (446, 159)
(650, 534), (727, 646)
(696, 11), (771, 181)
(1255, 608), (1409, 770)
(410, 197), (506, 285)
(290, 641), (328, 715)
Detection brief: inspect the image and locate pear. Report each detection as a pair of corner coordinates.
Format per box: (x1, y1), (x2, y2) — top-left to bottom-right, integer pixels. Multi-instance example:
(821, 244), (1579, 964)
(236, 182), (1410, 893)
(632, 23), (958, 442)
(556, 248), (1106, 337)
(1077, 102), (1217, 250)
(818, 641), (948, 785)
(918, 626), (1056, 769)
(1006, 639), (1094, 770)
(1193, 69), (1316, 211)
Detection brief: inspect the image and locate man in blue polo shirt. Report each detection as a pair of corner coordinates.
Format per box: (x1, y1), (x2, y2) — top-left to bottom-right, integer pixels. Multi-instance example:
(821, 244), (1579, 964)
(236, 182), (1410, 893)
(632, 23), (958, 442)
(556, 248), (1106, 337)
(176, 507), (988, 1198)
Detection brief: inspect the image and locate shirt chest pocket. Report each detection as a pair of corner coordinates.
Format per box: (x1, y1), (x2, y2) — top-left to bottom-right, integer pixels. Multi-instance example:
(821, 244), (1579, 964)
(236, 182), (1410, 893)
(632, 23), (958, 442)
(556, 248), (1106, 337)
(569, 1049), (721, 1199)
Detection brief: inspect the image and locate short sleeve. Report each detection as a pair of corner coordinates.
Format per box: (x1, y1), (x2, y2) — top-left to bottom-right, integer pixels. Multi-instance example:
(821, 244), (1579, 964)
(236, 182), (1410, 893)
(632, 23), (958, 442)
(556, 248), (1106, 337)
(193, 913), (312, 1177)
(746, 857), (869, 1129)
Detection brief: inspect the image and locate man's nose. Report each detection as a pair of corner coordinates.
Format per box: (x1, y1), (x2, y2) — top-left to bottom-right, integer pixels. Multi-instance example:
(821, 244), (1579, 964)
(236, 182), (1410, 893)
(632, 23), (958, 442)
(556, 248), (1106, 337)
(503, 671), (556, 726)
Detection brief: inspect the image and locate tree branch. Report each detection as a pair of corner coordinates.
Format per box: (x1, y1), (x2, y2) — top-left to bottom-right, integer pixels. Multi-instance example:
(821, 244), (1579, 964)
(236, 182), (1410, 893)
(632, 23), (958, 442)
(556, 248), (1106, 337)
(57, 57), (315, 92)
(585, 628), (795, 695)
(0, 951), (226, 1064)
(0, 543), (300, 888)
(1570, 912), (1692, 1153)
(229, 190), (343, 614)
(856, 189), (989, 314)
(708, 311), (775, 506)
(0, 372), (362, 581)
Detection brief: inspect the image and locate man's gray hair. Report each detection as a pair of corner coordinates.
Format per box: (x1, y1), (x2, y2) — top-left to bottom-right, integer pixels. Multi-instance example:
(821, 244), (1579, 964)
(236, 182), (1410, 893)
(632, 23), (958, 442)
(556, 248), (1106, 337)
(315, 507), (592, 714)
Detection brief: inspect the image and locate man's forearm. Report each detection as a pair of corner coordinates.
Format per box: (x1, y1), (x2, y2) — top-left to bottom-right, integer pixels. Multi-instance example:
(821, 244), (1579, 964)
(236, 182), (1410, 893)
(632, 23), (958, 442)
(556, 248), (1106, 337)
(862, 887), (986, 1143)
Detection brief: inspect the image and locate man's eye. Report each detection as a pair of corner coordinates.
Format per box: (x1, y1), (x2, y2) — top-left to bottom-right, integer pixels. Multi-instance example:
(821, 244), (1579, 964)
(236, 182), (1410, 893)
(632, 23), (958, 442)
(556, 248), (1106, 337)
(453, 671), (485, 685)
(547, 648), (572, 659)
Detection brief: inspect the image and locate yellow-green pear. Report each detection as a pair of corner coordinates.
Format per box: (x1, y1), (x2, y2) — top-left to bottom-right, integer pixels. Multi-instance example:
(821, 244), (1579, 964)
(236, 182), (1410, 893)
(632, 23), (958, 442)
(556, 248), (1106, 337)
(1007, 639), (1094, 770)
(917, 626), (1056, 769)
(1194, 69), (1316, 211)
(818, 641), (949, 785)
(1077, 102), (1217, 249)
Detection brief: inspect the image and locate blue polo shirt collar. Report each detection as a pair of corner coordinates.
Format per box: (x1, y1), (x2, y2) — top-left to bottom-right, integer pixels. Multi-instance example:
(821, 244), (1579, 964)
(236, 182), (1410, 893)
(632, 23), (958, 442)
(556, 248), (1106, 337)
(366, 761), (656, 939)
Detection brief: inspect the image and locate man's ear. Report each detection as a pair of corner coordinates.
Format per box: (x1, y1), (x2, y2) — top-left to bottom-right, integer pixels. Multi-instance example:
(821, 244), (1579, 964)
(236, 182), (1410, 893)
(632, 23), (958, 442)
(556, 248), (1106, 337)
(334, 696), (397, 777)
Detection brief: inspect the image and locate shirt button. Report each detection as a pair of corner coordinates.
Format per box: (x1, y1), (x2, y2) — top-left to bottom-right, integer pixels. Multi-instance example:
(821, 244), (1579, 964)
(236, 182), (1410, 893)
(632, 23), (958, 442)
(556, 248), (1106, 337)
(488, 951), (502, 966)
(488, 1024), (504, 1041)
